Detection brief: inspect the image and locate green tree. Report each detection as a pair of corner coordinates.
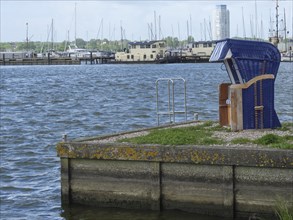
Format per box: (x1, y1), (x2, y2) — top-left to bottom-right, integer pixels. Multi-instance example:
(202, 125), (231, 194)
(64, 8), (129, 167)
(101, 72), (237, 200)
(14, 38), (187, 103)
(0, 43), (12, 52)
(75, 38), (86, 48)
(163, 36), (180, 49)
(88, 39), (98, 50)
(164, 36), (173, 48)
(187, 36), (194, 43)
(56, 41), (66, 52)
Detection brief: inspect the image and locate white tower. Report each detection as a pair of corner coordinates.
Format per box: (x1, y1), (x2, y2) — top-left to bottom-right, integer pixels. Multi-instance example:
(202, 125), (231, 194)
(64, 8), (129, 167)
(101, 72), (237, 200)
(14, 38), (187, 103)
(213, 5), (230, 40)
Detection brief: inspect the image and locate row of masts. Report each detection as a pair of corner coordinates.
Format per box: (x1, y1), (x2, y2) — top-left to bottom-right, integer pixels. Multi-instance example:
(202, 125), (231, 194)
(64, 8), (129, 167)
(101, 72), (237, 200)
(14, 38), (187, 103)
(146, 11), (213, 42)
(27, 0), (290, 53)
(74, 8), (288, 43)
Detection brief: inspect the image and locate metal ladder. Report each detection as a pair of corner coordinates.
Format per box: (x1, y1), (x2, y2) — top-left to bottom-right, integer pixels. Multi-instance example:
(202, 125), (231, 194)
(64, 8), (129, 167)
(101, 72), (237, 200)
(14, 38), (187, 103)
(156, 78), (187, 125)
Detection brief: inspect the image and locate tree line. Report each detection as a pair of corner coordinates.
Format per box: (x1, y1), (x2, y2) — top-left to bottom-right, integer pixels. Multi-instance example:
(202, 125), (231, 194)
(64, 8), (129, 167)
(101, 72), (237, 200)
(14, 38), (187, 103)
(0, 36), (196, 53)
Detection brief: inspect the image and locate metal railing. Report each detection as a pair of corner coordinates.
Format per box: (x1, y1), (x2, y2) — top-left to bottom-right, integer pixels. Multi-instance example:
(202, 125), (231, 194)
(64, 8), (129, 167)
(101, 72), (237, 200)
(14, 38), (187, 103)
(156, 78), (187, 125)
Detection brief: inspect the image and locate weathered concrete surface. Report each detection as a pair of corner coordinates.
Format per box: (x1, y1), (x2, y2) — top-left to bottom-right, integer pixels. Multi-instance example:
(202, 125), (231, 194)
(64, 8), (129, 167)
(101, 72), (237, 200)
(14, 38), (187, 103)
(69, 159), (160, 210)
(235, 166), (293, 218)
(57, 129), (293, 219)
(161, 163), (234, 217)
(57, 142), (293, 168)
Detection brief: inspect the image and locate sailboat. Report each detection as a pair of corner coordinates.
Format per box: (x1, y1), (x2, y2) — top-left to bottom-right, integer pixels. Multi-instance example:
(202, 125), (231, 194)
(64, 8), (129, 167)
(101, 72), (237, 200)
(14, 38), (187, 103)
(64, 3), (90, 58)
(37, 19), (61, 58)
(67, 44), (90, 58)
(268, 0), (292, 61)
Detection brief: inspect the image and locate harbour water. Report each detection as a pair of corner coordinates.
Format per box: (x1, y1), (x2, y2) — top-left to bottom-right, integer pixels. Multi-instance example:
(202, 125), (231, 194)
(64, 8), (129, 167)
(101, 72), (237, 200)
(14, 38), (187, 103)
(0, 63), (292, 219)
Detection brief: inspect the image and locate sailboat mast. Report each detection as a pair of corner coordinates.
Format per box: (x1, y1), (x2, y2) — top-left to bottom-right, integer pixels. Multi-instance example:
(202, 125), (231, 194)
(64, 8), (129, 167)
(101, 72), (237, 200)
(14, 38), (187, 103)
(75, 3), (77, 45)
(178, 22), (181, 41)
(242, 7), (246, 39)
(154, 11), (157, 40)
(51, 19), (54, 50)
(200, 23), (202, 41)
(208, 18), (212, 41)
(276, 0), (279, 43)
(284, 8), (287, 51)
(186, 20), (189, 41)
(159, 15), (161, 40)
(190, 14), (192, 37)
(120, 21), (123, 50)
(26, 22), (29, 52)
(255, 0), (258, 39)
(204, 19), (207, 41)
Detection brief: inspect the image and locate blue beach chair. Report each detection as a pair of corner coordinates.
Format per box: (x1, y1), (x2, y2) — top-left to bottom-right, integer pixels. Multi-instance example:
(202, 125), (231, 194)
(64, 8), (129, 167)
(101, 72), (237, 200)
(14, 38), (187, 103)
(210, 38), (281, 130)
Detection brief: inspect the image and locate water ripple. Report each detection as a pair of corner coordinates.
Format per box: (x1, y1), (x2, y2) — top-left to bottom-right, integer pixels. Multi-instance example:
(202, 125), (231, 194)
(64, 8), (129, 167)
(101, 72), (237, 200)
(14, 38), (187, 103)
(0, 63), (292, 219)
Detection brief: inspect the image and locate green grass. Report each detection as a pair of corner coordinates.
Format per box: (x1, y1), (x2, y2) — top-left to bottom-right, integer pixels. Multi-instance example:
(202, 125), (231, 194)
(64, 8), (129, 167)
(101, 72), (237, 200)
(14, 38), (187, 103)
(277, 122), (293, 132)
(253, 134), (293, 149)
(119, 121), (293, 149)
(254, 134), (283, 145)
(119, 122), (224, 145)
(275, 198), (293, 220)
(231, 138), (252, 144)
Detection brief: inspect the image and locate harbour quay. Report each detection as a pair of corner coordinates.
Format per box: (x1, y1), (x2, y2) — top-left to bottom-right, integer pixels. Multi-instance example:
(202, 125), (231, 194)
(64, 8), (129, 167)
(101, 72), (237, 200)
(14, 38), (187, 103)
(56, 122), (293, 220)
(0, 51), (113, 65)
(0, 57), (80, 65)
(0, 40), (216, 65)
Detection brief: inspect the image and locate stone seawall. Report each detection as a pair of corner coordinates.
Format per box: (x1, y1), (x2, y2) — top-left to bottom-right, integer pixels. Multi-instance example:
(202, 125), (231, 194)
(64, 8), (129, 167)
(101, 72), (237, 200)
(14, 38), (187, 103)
(57, 130), (293, 219)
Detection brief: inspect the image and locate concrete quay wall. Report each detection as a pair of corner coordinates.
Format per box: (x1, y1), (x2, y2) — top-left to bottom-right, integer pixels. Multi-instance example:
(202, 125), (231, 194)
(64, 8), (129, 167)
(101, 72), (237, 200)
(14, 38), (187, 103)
(57, 140), (293, 219)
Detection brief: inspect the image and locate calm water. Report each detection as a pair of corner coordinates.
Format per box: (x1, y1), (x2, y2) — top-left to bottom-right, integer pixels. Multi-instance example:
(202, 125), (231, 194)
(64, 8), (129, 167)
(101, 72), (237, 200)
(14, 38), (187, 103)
(0, 63), (292, 219)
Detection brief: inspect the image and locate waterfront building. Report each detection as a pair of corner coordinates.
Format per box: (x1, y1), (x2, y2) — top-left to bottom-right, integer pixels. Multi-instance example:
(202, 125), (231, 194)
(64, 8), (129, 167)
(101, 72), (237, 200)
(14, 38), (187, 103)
(213, 5), (230, 40)
(115, 40), (166, 62)
(187, 41), (216, 57)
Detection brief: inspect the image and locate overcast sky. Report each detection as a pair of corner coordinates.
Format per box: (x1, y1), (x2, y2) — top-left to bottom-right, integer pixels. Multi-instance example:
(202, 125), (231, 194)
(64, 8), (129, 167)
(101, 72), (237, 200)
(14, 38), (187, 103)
(1, 0), (292, 42)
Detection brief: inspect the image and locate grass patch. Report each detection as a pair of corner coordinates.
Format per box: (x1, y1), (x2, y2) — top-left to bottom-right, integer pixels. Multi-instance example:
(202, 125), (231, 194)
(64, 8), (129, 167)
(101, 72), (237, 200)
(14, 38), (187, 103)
(253, 134), (293, 149)
(277, 122), (293, 132)
(275, 198), (293, 220)
(118, 121), (292, 148)
(231, 138), (252, 144)
(119, 123), (224, 145)
(254, 134), (283, 145)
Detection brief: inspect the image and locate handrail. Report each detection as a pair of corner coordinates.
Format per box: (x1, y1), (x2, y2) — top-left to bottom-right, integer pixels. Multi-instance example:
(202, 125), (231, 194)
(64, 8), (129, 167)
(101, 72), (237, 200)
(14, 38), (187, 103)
(156, 77), (187, 125)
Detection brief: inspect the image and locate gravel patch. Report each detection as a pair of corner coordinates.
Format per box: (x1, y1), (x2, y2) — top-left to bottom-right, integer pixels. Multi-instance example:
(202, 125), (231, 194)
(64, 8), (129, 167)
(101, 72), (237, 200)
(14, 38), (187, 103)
(89, 131), (150, 144)
(213, 129), (292, 142)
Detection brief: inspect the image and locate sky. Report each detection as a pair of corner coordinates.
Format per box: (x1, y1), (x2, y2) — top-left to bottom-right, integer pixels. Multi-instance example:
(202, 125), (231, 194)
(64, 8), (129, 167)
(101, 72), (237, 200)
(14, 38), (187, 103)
(1, 0), (293, 43)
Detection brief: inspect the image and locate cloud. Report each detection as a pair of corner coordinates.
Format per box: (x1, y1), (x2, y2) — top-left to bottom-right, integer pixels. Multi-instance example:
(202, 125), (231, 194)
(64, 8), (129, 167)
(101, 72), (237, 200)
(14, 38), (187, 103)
(1, 0), (292, 42)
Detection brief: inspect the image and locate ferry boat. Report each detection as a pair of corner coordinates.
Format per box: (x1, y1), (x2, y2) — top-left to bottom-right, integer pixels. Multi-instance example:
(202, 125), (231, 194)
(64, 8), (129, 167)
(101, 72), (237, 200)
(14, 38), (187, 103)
(187, 41), (216, 57)
(159, 41), (216, 63)
(115, 40), (166, 63)
(115, 40), (216, 63)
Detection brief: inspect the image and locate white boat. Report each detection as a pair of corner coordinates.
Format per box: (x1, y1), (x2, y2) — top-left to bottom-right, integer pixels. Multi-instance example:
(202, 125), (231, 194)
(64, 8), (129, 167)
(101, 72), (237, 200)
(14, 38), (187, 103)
(67, 44), (90, 58)
(281, 51), (293, 62)
(37, 50), (61, 58)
